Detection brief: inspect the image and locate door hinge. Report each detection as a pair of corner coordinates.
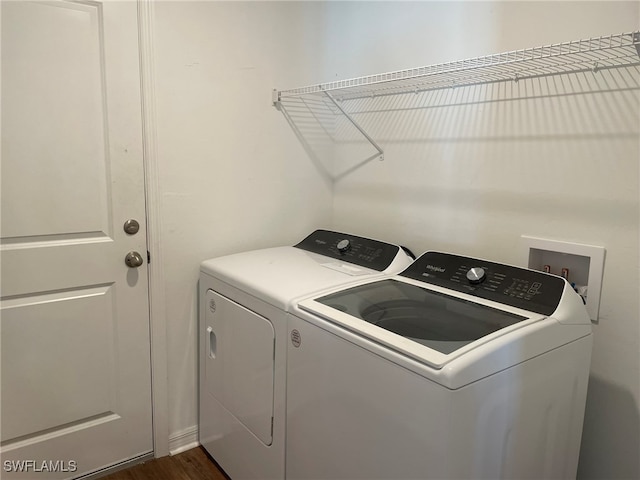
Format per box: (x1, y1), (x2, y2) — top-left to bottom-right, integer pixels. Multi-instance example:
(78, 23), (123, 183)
(147, 250), (151, 264)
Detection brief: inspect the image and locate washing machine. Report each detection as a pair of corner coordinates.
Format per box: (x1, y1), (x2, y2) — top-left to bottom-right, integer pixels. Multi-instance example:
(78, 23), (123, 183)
(287, 250), (593, 480)
(198, 229), (414, 480)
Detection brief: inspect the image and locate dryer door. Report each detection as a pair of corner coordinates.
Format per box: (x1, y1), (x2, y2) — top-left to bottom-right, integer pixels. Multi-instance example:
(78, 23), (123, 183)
(205, 290), (275, 445)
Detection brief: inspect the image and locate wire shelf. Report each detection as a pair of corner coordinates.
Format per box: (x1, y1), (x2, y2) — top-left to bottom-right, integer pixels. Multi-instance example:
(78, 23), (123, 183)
(275, 32), (640, 102)
(273, 31), (640, 173)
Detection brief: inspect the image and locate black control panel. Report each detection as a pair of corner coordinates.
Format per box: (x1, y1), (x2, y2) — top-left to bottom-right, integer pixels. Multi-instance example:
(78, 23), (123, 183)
(400, 251), (566, 316)
(294, 229), (402, 272)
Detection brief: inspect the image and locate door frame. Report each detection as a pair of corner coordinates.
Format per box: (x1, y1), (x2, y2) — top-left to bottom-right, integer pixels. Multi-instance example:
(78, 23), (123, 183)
(138, 0), (170, 458)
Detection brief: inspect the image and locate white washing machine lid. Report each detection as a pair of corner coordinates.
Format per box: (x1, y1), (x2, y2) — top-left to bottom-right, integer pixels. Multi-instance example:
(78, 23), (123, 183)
(296, 251), (592, 387)
(299, 276), (547, 370)
(200, 231), (414, 311)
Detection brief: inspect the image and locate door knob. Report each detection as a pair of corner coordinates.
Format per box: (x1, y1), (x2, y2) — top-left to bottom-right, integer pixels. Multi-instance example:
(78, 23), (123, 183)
(125, 251), (144, 268)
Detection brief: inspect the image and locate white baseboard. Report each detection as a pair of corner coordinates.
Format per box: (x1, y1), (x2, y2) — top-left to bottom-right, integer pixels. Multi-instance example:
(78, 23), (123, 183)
(169, 425), (199, 456)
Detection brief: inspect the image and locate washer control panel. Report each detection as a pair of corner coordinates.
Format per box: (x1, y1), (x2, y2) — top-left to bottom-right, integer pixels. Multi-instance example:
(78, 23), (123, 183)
(401, 251), (565, 316)
(295, 229), (402, 271)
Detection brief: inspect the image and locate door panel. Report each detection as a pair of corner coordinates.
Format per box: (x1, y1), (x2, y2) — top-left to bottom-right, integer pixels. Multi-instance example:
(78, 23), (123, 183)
(1, 0), (111, 239)
(206, 290), (275, 446)
(1, 286), (116, 442)
(1, 1), (153, 477)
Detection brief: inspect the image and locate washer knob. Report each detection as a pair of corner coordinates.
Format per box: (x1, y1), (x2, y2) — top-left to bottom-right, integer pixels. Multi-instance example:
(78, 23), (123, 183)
(337, 239), (351, 254)
(466, 267), (486, 284)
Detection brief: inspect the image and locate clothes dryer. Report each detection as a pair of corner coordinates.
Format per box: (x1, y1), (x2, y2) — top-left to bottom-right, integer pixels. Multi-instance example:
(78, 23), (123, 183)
(287, 251), (592, 480)
(198, 230), (414, 480)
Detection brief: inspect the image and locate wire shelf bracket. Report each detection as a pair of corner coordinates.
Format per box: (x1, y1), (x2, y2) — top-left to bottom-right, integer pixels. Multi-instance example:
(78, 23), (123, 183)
(322, 90), (384, 161)
(273, 88), (384, 160)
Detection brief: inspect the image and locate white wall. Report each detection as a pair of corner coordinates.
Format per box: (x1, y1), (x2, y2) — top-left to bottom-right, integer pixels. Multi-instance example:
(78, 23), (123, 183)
(152, 1), (333, 445)
(324, 2), (639, 479)
(152, 1), (639, 478)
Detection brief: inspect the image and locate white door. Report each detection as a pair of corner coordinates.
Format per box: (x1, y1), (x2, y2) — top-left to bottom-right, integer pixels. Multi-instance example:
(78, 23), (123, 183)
(1, 1), (153, 478)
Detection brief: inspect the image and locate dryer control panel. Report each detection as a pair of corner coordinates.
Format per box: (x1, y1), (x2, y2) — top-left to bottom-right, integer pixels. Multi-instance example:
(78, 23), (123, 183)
(295, 230), (403, 272)
(401, 251), (565, 316)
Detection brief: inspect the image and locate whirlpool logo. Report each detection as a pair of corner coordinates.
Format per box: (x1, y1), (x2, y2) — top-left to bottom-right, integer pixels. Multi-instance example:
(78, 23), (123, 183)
(425, 264), (446, 273)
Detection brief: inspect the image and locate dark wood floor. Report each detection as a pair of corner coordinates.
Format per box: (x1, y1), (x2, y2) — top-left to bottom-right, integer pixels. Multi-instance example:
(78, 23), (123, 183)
(102, 447), (229, 480)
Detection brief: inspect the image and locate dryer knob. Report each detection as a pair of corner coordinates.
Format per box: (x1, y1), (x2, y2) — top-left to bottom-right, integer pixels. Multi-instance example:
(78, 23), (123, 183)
(337, 239), (351, 254)
(466, 267), (486, 284)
